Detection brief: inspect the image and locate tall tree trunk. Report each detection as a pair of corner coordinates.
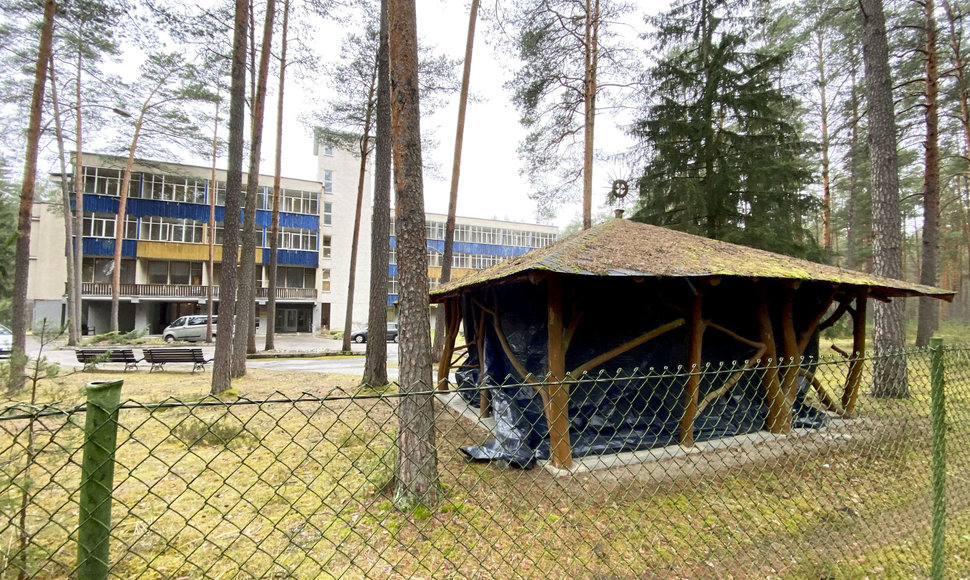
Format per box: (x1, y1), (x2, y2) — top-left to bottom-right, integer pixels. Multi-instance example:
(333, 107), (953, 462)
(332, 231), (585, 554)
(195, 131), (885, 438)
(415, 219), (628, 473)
(860, 0), (908, 397)
(846, 56), (861, 270)
(110, 115), (144, 333)
(207, 100), (219, 343)
(73, 43), (84, 339)
(233, 0), (276, 375)
(9, 0), (56, 392)
(341, 81), (375, 353)
(817, 27), (833, 254)
(265, 0), (289, 352)
(581, 0), (599, 231)
(432, 0), (479, 362)
(48, 55), (79, 345)
(388, 0), (439, 509)
(916, 0), (941, 347)
(362, 0), (392, 387)
(211, 0), (249, 395)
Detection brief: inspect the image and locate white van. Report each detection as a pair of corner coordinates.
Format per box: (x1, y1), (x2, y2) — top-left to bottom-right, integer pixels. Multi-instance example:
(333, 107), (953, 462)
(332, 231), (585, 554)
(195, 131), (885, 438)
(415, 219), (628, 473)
(162, 315), (217, 343)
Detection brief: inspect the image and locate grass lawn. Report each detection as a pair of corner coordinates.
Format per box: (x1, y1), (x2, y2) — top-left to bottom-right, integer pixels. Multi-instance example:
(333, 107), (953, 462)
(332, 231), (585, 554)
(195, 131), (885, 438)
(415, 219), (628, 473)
(1, 352), (969, 578)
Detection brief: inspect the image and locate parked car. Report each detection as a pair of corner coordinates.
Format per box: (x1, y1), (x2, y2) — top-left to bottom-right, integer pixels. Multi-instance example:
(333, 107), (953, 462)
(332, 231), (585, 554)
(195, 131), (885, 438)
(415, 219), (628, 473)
(350, 323), (398, 343)
(163, 315), (217, 343)
(0, 324), (10, 357)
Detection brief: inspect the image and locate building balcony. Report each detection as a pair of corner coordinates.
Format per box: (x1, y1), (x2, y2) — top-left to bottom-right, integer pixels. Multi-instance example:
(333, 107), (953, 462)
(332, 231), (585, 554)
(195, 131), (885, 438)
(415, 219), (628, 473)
(81, 283), (318, 301)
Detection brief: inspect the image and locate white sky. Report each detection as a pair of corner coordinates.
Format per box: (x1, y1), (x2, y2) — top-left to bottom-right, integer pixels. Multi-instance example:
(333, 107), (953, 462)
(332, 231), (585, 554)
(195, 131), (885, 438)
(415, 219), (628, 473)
(261, 0), (668, 229)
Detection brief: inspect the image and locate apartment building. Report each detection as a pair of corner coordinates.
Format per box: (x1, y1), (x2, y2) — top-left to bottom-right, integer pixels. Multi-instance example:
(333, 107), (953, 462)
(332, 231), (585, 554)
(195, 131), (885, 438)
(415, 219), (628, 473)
(31, 152), (330, 334)
(26, 145), (557, 335)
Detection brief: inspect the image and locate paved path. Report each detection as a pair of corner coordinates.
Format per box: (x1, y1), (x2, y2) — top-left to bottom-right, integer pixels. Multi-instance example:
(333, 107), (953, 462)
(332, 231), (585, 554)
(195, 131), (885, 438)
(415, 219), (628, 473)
(29, 334), (399, 378)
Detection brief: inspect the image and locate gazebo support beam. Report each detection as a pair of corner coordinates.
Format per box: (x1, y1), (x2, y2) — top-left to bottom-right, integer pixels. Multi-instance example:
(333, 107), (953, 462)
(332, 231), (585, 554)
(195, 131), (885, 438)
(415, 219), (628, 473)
(759, 285), (787, 434)
(842, 289), (868, 415)
(777, 284), (801, 434)
(680, 291), (705, 446)
(437, 297), (461, 390)
(545, 276), (572, 469)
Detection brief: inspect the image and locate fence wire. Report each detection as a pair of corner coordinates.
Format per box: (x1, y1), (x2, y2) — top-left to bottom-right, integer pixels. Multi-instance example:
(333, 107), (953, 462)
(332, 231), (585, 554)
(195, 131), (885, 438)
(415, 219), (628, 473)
(1, 346), (969, 579)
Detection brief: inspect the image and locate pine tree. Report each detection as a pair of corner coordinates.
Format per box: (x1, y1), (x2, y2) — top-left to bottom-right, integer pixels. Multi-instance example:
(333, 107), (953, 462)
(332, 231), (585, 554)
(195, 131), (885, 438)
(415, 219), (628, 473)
(631, 0), (819, 259)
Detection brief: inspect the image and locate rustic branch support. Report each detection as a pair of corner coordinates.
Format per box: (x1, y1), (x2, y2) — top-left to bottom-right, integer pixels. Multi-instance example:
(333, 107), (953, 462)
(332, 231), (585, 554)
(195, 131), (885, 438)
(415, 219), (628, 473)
(842, 289), (868, 416)
(570, 318), (686, 377)
(758, 286), (786, 434)
(680, 291), (706, 446)
(797, 369), (845, 415)
(437, 297), (462, 390)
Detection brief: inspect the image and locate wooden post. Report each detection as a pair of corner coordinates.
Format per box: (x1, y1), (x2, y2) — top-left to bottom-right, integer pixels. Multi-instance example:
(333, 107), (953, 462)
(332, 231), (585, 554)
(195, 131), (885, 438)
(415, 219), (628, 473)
(680, 291), (705, 446)
(842, 289), (868, 415)
(777, 284), (800, 434)
(758, 284), (786, 433)
(436, 297), (460, 390)
(545, 276), (572, 469)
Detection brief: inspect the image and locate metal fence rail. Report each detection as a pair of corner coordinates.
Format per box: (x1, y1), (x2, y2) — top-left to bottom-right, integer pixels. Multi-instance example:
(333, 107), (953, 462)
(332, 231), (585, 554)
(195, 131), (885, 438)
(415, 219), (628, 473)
(1, 344), (968, 578)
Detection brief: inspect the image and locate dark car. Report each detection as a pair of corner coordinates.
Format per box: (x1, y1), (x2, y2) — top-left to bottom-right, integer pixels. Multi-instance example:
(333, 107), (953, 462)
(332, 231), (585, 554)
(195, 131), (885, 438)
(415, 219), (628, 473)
(350, 323), (398, 343)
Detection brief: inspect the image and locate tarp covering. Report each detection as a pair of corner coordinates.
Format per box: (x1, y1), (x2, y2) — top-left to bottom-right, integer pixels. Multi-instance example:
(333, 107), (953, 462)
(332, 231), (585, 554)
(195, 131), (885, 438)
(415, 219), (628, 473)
(456, 276), (828, 468)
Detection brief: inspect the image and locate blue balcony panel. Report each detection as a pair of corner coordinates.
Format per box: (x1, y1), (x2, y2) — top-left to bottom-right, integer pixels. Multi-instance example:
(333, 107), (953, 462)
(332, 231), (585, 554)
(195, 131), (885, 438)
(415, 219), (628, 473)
(262, 248), (318, 267)
(82, 237), (137, 258)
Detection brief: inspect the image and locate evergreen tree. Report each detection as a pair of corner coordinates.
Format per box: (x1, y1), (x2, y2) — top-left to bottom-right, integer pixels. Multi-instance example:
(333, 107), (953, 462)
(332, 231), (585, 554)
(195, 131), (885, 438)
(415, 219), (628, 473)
(630, 0), (819, 259)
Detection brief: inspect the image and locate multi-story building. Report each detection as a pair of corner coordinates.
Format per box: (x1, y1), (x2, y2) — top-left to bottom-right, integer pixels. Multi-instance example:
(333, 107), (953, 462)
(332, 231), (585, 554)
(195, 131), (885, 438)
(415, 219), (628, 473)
(26, 145), (558, 335)
(31, 152), (328, 334)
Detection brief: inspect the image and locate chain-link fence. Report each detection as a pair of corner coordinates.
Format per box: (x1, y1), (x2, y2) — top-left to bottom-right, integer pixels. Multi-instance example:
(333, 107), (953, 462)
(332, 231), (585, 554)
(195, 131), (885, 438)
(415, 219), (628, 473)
(1, 343), (968, 578)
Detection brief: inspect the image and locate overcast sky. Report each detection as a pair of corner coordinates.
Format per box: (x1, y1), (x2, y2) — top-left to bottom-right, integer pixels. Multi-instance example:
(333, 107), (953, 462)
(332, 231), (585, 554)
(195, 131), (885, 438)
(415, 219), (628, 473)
(256, 0), (669, 228)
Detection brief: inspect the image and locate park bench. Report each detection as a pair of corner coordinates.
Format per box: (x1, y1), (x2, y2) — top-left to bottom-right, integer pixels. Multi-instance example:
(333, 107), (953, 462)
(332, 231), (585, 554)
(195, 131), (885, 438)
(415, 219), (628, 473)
(143, 347), (212, 373)
(75, 348), (141, 371)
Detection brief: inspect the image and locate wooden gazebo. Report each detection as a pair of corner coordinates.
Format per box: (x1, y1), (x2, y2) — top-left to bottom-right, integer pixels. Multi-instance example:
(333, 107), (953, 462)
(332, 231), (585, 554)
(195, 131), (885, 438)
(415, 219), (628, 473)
(431, 218), (953, 470)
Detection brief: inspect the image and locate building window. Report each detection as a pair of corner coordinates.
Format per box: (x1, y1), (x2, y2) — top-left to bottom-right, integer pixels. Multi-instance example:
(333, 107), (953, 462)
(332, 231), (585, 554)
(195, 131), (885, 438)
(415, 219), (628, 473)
(279, 188), (319, 215)
(388, 245), (396, 265)
(255, 186), (270, 210)
(425, 220), (445, 240)
(389, 217), (396, 236)
(452, 252), (470, 269)
(321, 268), (330, 292)
(140, 216), (205, 243)
(428, 277), (438, 289)
(82, 213), (136, 239)
(323, 202), (332, 225)
(427, 250), (441, 267)
(142, 174), (207, 203)
(388, 275), (398, 295)
(277, 266), (315, 288)
(321, 235), (331, 258)
(278, 227), (317, 251)
(83, 213), (115, 238)
(323, 144), (334, 156)
(147, 260), (203, 285)
(83, 167), (121, 196)
(323, 170), (333, 194)
(82, 257), (134, 284)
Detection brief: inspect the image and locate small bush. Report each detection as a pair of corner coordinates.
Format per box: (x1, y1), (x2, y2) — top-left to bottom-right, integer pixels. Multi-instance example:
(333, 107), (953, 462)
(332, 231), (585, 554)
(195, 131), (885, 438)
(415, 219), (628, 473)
(84, 327), (151, 346)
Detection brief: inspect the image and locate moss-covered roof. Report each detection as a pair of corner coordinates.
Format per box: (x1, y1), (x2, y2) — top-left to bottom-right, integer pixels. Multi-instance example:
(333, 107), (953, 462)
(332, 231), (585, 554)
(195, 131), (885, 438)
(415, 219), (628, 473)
(431, 218), (954, 302)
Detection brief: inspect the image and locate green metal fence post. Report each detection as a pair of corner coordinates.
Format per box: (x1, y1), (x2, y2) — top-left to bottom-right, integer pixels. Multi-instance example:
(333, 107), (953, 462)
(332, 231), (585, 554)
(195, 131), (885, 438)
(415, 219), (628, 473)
(929, 336), (946, 580)
(77, 380), (123, 580)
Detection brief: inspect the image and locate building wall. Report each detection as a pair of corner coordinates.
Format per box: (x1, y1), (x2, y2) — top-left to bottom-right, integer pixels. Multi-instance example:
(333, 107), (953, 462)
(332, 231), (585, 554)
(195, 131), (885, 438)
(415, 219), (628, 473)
(27, 204), (68, 301)
(316, 144), (373, 331)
